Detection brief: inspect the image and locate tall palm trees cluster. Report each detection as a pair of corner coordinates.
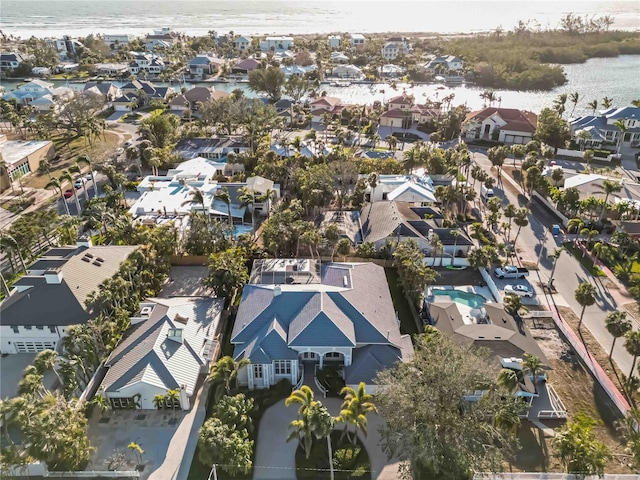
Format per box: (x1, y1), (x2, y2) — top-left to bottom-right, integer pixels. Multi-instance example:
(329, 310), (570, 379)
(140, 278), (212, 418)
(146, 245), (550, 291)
(285, 382), (377, 478)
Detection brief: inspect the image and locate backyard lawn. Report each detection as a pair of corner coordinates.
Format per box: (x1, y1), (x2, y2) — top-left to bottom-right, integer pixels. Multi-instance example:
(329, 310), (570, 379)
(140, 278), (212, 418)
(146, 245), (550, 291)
(384, 267), (420, 336)
(25, 131), (121, 189)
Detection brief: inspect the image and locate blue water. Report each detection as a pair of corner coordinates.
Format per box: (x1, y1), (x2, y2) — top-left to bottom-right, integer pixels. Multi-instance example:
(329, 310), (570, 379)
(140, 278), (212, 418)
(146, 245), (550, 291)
(432, 289), (486, 308)
(234, 224), (253, 237)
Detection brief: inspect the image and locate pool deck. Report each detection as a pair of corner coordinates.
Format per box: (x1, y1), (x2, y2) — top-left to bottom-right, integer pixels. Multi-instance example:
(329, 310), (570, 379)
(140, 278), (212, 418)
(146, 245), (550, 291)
(428, 285), (495, 301)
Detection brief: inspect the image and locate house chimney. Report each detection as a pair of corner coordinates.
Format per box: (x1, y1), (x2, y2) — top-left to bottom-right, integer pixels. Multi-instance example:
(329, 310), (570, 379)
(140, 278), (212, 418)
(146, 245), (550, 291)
(76, 235), (93, 248)
(44, 268), (63, 284)
(428, 229), (434, 240)
(274, 285), (282, 297)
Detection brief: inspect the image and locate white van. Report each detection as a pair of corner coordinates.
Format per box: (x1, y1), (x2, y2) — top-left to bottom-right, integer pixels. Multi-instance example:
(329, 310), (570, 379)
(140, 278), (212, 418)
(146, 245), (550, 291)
(480, 185), (495, 201)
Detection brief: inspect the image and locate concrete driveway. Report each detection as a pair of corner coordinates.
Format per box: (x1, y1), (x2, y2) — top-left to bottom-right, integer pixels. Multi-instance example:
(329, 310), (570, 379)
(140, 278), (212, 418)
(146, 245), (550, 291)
(492, 276), (541, 306)
(254, 397), (400, 480)
(106, 111), (130, 122)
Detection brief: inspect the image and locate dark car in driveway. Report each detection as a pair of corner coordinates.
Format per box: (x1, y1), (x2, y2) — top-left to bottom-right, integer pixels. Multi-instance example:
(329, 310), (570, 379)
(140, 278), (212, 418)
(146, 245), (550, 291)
(391, 132), (422, 143)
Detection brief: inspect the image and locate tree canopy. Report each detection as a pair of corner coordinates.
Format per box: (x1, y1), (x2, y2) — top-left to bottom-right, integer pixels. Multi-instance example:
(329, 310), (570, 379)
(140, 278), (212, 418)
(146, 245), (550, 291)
(375, 332), (520, 480)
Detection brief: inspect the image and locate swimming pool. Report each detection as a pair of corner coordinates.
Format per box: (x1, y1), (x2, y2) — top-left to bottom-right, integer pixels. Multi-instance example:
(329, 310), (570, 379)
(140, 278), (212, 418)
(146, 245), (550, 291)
(234, 224), (254, 236)
(431, 289), (487, 308)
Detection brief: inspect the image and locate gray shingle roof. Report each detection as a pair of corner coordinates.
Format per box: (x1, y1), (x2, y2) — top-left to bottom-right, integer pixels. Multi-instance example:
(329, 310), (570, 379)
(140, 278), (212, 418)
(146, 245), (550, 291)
(100, 297), (222, 396)
(0, 245), (137, 326)
(232, 262), (413, 369)
(344, 344), (405, 384)
(428, 301), (547, 364)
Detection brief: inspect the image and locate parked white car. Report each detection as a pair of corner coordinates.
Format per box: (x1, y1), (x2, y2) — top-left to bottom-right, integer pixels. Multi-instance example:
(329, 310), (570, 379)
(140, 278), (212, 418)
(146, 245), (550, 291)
(504, 284), (534, 298)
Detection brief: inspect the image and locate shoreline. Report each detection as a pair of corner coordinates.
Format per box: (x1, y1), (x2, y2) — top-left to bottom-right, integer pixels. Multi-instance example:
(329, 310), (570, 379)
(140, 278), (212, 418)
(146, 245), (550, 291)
(2, 28), (639, 42)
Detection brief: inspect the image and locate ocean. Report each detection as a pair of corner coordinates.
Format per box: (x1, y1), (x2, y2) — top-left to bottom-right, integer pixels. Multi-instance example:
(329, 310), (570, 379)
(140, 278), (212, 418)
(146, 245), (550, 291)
(1, 0), (639, 39)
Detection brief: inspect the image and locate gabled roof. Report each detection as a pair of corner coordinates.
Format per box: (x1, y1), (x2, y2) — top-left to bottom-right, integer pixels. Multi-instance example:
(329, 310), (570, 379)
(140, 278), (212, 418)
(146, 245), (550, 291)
(387, 181), (437, 203)
(428, 301), (547, 364)
(232, 58), (260, 71)
(100, 297), (222, 396)
(232, 262), (413, 364)
(387, 94), (413, 105)
(466, 107), (537, 133)
(0, 245), (136, 326)
(344, 342), (411, 384)
(246, 175), (274, 194)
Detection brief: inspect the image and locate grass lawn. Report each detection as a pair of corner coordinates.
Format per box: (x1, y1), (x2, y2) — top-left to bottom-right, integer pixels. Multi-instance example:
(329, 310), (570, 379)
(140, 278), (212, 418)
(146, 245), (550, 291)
(384, 267), (420, 336)
(562, 242), (607, 278)
(296, 431), (371, 480)
(506, 310), (633, 474)
(25, 131), (120, 189)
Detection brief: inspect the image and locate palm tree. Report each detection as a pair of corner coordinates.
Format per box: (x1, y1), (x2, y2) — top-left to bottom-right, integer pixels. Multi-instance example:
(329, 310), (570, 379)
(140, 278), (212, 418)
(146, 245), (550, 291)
(583, 149), (595, 170)
(286, 385), (335, 477)
(238, 187), (255, 236)
(0, 234), (27, 273)
(598, 179), (622, 220)
(575, 283), (597, 334)
(605, 311), (632, 361)
(0, 158), (14, 193)
(568, 218), (584, 246)
(553, 93), (568, 117)
(45, 177), (71, 216)
(504, 294), (527, 317)
(69, 164), (89, 202)
(496, 368), (519, 394)
(523, 353), (546, 391)
(587, 99), (598, 115)
(336, 382), (377, 444)
(127, 442), (144, 466)
(166, 388), (180, 421)
(77, 155), (98, 198)
(214, 187), (234, 238)
(602, 96), (614, 109)
(92, 394), (110, 417)
(286, 385), (316, 458)
(512, 208), (530, 245)
(367, 172), (379, 203)
(503, 204), (517, 243)
(208, 356), (251, 400)
(547, 247), (563, 289)
(614, 119), (629, 155)
(450, 229), (461, 264)
(429, 233), (444, 267)
(33, 349), (63, 386)
(624, 330), (640, 381)
(59, 170), (81, 214)
(569, 92), (580, 117)
(182, 188), (208, 231)
(152, 394), (166, 410)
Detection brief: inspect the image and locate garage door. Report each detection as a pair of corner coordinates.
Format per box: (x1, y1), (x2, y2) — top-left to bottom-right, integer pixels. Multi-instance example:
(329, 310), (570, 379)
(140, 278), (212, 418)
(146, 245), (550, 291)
(14, 341), (56, 353)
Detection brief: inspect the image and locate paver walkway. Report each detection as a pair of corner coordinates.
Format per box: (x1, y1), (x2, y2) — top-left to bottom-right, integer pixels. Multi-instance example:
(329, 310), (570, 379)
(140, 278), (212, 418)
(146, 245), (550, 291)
(253, 396), (400, 480)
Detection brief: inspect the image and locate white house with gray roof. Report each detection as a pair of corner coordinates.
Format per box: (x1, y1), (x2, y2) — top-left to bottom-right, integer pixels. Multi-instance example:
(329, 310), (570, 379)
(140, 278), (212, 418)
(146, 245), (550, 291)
(97, 297), (223, 410)
(0, 240), (137, 354)
(570, 106), (640, 150)
(232, 260), (414, 393)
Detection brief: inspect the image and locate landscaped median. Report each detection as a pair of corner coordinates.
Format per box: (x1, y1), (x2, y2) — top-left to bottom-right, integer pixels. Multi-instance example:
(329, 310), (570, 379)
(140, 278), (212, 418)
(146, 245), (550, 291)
(562, 242), (607, 277)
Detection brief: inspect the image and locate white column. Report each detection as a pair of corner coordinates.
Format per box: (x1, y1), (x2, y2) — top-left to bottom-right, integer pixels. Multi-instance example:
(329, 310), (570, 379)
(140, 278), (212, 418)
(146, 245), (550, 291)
(179, 385), (190, 410)
(319, 353), (324, 369)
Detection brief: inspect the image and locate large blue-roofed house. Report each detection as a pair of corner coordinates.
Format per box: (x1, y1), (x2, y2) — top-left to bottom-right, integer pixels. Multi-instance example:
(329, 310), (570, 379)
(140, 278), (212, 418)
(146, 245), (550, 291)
(570, 106), (640, 152)
(231, 260), (414, 393)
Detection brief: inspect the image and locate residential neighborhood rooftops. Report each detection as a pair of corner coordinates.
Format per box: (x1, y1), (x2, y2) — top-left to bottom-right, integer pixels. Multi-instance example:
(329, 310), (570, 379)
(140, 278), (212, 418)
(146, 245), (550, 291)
(1, 244), (137, 327)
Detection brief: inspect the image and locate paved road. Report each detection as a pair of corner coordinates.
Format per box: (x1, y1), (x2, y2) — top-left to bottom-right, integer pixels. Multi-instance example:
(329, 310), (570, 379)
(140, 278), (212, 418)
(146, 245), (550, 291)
(472, 150), (636, 378)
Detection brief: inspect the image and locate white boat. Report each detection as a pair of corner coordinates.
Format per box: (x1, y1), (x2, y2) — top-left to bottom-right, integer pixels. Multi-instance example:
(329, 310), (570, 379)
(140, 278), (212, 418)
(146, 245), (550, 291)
(331, 81), (351, 87)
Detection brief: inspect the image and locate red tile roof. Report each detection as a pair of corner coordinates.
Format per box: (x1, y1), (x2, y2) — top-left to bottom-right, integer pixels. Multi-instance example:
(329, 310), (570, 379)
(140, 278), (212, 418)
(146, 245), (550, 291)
(466, 107), (538, 133)
(387, 94), (413, 105)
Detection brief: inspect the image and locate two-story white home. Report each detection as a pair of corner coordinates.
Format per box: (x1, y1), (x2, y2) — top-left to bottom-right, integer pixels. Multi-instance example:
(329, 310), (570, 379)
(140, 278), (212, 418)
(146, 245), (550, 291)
(462, 107), (538, 144)
(381, 37), (411, 60)
(0, 240), (137, 354)
(234, 36), (252, 52)
(349, 34), (366, 49)
(260, 36), (294, 52)
(424, 55), (464, 73)
(129, 52), (166, 75)
(327, 35), (341, 50)
(97, 297), (223, 410)
(232, 260), (414, 393)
